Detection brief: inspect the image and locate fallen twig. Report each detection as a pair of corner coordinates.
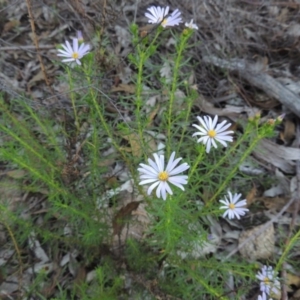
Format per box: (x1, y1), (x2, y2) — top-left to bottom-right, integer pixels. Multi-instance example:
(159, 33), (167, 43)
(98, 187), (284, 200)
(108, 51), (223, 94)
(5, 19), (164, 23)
(202, 55), (300, 118)
(25, 0), (57, 100)
(0, 45), (54, 51)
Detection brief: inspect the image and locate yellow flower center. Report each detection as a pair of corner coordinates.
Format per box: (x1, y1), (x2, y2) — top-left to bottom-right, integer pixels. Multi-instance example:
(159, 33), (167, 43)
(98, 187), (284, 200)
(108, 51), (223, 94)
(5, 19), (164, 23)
(158, 171), (169, 181)
(72, 52), (79, 59)
(208, 129), (217, 138)
(161, 18), (167, 26)
(263, 277), (270, 284)
(229, 203), (235, 210)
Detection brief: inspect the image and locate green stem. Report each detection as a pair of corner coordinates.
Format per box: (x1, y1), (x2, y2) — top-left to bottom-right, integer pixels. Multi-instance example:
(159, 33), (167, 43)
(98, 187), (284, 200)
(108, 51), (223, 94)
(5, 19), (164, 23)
(208, 134), (262, 204)
(1, 148), (65, 195)
(135, 48), (146, 150)
(276, 227), (300, 270)
(177, 88), (196, 151)
(84, 70), (146, 201)
(0, 122), (58, 172)
(135, 30), (161, 155)
(166, 33), (190, 156)
(189, 145), (205, 178)
(197, 121), (257, 187)
(66, 68), (80, 131)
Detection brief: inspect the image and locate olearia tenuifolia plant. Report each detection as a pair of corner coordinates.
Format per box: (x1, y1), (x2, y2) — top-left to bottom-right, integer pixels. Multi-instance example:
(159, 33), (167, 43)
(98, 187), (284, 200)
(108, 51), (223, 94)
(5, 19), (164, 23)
(0, 4), (288, 299)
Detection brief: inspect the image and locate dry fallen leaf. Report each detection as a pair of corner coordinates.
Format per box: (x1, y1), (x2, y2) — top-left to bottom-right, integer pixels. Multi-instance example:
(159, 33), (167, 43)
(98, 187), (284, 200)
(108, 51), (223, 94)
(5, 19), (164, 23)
(113, 201), (140, 235)
(122, 133), (142, 157)
(146, 104), (160, 128)
(260, 196), (294, 213)
(287, 273), (300, 288)
(239, 223), (275, 260)
(280, 119), (296, 144)
(246, 185), (257, 206)
(111, 84), (136, 94)
(2, 19), (20, 34)
(6, 169), (27, 179)
(122, 133), (156, 157)
(28, 69), (45, 90)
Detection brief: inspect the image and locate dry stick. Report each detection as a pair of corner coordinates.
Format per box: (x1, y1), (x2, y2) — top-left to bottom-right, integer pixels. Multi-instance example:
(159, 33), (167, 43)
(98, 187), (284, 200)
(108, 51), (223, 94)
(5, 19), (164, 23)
(68, 0), (93, 35)
(101, 0), (107, 33)
(240, 0), (299, 8)
(202, 55), (300, 118)
(0, 45), (54, 51)
(25, 0), (57, 100)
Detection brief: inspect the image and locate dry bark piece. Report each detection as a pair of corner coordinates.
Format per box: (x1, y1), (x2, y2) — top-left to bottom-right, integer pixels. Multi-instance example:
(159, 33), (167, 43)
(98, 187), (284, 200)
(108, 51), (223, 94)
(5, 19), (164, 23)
(203, 55), (300, 118)
(253, 139), (300, 173)
(239, 223), (275, 260)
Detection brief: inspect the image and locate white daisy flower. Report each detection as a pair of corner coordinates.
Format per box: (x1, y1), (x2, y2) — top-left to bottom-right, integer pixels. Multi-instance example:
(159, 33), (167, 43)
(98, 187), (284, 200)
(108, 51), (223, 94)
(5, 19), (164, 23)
(185, 19), (198, 30)
(145, 6), (182, 28)
(192, 115), (233, 153)
(138, 151), (189, 200)
(219, 191), (249, 219)
(256, 266), (280, 296)
(57, 38), (90, 66)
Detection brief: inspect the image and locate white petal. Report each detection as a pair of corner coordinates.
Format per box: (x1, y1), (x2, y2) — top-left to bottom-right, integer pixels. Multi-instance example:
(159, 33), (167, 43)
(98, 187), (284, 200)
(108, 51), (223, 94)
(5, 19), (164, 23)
(57, 49), (71, 56)
(138, 164), (157, 176)
(222, 210), (229, 218)
(164, 6), (169, 16)
(219, 199), (230, 206)
(215, 137), (232, 146)
(164, 181), (173, 196)
(165, 151), (177, 172)
(139, 178), (159, 185)
(65, 40), (73, 54)
(62, 58), (75, 62)
(156, 182), (164, 199)
(168, 164), (189, 176)
(211, 115), (218, 129)
(60, 44), (70, 54)
(234, 201), (247, 207)
(145, 12), (158, 23)
(197, 135), (209, 144)
(197, 116), (210, 131)
(168, 175), (188, 185)
(168, 178), (186, 191)
(147, 180), (160, 195)
(73, 38), (78, 52)
(211, 138), (218, 149)
(215, 120), (231, 132)
(148, 157), (160, 173)
(206, 138), (212, 153)
(153, 153), (164, 172)
(78, 43), (90, 55)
